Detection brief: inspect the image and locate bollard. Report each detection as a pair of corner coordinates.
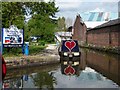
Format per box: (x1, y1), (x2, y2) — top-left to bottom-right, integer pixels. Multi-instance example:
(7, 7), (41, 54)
(24, 44), (29, 56)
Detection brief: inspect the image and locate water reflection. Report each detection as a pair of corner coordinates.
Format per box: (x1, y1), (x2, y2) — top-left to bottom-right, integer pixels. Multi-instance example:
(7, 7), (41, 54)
(53, 67), (119, 88)
(32, 72), (56, 89)
(61, 64), (80, 76)
(81, 49), (120, 86)
(3, 66), (119, 88)
(60, 58), (85, 77)
(3, 65), (59, 88)
(3, 48), (120, 88)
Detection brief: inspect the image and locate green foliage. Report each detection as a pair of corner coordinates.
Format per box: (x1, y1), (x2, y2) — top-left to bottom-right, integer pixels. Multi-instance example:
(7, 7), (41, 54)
(33, 72), (57, 88)
(3, 45), (46, 56)
(38, 40), (46, 46)
(2, 1), (59, 43)
(3, 48), (22, 57)
(29, 45), (46, 55)
(2, 2), (25, 28)
(25, 2), (58, 42)
(26, 1), (59, 17)
(27, 13), (57, 43)
(57, 17), (66, 31)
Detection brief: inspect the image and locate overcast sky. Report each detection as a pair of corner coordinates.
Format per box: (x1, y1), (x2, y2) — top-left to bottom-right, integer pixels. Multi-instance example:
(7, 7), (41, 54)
(53, 0), (119, 21)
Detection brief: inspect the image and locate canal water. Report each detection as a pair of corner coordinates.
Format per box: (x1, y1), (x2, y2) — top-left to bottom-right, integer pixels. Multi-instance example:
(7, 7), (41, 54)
(3, 48), (120, 88)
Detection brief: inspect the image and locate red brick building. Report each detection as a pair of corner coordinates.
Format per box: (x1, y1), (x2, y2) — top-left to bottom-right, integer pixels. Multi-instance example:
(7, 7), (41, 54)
(72, 15), (120, 54)
(87, 19), (120, 49)
(72, 15), (87, 45)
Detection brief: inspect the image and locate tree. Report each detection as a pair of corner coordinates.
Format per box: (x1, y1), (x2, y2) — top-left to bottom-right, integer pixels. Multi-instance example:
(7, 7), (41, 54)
(26, 1), (58, 17)
(2, 2), (25, 28)
(27, 14), (57, 42)
(2, 1), (59, 42)
(26, 1), (59, 42)
(57, 17), (66, 31)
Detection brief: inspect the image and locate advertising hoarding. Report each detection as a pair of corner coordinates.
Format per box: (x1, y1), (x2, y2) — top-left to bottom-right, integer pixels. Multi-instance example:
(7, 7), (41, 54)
(2, 25), (24, 47)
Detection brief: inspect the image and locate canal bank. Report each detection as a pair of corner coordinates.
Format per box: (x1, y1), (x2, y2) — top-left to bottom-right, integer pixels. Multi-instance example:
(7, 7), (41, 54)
(79, 43), (120, 55)
(4, 44), (60, 70)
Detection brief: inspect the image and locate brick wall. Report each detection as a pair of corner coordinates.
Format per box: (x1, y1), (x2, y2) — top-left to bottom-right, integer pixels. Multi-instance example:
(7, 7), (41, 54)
(87, 24), (120, 48)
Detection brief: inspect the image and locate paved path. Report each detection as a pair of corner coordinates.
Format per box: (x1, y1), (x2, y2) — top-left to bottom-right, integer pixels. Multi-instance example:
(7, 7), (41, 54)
(46, 44), (57, 50)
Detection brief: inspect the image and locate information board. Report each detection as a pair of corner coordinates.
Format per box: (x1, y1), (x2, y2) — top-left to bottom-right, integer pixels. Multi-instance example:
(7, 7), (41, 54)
(2, 25), (24, 47)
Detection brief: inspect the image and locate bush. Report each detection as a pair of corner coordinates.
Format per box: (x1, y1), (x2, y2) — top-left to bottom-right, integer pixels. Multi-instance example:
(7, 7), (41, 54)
(29, 45), (46, 55)
(3, 47), (23, 57)
(38, 40), (46, 46)
(3, 45), (46, 57)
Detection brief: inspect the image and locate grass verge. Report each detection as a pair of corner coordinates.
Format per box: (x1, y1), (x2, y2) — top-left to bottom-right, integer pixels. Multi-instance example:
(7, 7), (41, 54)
(3, 45), (46, 57)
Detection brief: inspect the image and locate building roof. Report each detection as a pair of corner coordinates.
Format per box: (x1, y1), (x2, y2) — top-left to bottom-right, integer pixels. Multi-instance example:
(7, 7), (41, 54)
(85, 21), (107, 28)
(55, 32), (72, 37)
(88, 18), (120, 30)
